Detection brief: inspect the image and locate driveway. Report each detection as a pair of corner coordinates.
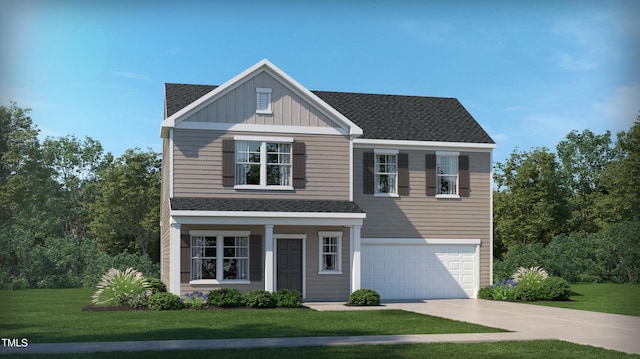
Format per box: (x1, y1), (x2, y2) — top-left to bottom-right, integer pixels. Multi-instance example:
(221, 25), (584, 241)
(309, 299), (640, 355)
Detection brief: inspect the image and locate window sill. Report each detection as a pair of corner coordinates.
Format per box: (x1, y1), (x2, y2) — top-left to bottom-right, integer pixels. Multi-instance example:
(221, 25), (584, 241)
(234, 185), (294, 191)
(318, 271), (343, 275)
(189, 279), (251, 285)
(374, 193), (399, 198)
(256, 110), (273, 115)
(435, 194), (460, 199)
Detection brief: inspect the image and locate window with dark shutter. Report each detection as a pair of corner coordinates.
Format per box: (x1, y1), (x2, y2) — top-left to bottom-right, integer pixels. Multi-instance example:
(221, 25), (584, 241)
(363, 152), (374, 194)
(398, 153), (409, 195)
(292, 142), (306, 188)
(459, 155), (470, 197)
(249, 234), (262, 281)
(222, 139), (235, 187)
(426, 154), (437, 196)
(180, 234), (190, 283)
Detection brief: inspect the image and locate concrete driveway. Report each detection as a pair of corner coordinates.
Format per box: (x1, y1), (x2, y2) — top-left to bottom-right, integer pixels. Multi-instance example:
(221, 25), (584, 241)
(309, 299), (640, 355)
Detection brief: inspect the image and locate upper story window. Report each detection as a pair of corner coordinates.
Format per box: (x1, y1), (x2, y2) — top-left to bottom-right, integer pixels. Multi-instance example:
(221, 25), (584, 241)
(256, 88), (272, 114)
(375, 149), (398, 196)
(437, 152), (459, 195)
(235, 137), (293, 189)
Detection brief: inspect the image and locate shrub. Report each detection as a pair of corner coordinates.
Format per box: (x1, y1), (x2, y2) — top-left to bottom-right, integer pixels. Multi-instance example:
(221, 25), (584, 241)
(274, 289), (303, 308)
(148, 292), (183, 310)
(477, 286), (494, 300)
(491, 280), (518, 301)
(348, 289), (380, 306)
(512, 266), (549, 283)
(243, 290), (276, 308)
(539, 276), (571, 301)
(182, 291), (207, 309)
(493, 242), (545, 282)
(511, 266), (549, 302)
(208, 288), (244, 308)
(91, 268), (152, 307)
(145, 277), (167, 294)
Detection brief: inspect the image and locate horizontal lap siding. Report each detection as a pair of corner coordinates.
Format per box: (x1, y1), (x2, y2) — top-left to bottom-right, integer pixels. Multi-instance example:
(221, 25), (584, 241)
(173, 130), (350, 200)
(160, 138), (171, 286)
(301, 227), (351, 301)
(354, 149), (492, 288)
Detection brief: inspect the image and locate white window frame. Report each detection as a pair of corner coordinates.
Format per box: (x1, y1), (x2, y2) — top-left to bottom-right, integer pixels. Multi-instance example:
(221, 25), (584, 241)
(318, 231), (343, 274)
(189, 230), (251, 284)
(436, 151), (460, 198)
(374, 149), (399, 197)
(234, 135), (294, 190)
(256, 87), (272, 114)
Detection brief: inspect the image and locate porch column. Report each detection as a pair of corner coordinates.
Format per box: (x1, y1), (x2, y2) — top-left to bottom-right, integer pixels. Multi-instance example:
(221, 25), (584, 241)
(169, 222), (181, 295)
(264, 224), (274, 292)
(350, 225), (362, 293)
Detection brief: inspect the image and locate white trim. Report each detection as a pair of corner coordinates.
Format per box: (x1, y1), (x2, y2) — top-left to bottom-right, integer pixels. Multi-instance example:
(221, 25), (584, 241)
(436, 151), (460, 156)
(264, 225), (274, 292)
(489, 149), (494, 284)
(169, 129), (174, 198)
(172, 215), (364, 227)
(189, 230), (250, 237)
(169, 222), (181, 295)
(374, 152), (398, 196)
(374, 193), (399, 198)
(374, 148), (399, 155)
(361, 238), (481, 245)
(176, 122), (348, 136)
(234, 135), (294, 143)
(354, 138), (496, 151)
(256, 87), (272, 93)
(318, 231), (343, 274)
(274, 234), (307, 298)
(255, 87), (272, 114)
(350, 225), (361, 293)
(435, 194), (461, 199)
(234, 185), (294, 191)
(189, 279), (250, 285)
(474, 241), (481, 298)
(172, 210), (366, 219)
(160, 59), (363, 138)
(349, 137), (354, 202)
(188, 230), (251, 282)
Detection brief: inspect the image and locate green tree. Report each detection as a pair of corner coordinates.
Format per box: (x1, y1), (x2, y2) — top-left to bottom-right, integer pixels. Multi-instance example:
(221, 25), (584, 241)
(556, 129), (616, 234)
(494, 148), (571, 255)
(90, 148), (161, 259)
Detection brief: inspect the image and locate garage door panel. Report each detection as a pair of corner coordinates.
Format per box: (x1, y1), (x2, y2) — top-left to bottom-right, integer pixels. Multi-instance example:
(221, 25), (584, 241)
(362, 244), (476, 300)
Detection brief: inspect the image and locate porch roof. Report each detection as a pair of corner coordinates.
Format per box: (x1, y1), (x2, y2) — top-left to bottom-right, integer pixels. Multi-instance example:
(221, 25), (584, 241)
(170, 197), (364, 214)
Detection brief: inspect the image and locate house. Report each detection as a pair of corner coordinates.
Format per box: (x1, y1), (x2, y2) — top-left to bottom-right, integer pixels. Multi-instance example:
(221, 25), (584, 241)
(159, 59), (495, 301)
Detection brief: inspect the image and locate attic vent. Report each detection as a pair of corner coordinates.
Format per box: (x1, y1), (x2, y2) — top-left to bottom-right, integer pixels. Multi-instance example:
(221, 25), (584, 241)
(256, 87), (272, 114)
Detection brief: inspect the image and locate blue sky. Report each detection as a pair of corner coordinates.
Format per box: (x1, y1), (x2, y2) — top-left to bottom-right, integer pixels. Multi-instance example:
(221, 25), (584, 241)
(1, 0), (638, 164)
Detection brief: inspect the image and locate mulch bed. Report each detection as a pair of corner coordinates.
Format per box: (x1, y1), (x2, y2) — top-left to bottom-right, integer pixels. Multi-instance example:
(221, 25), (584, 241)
(82, 305), (310, 312)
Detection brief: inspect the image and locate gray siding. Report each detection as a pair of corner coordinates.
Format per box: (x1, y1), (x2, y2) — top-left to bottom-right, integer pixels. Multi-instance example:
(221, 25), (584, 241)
(183, 71), (342, 129)
(172, 130), (351, 200)
(354, 148), (492, 288)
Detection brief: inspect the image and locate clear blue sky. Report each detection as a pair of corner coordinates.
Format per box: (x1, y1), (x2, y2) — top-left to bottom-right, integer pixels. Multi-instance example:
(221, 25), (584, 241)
(1, 0), (638, 164)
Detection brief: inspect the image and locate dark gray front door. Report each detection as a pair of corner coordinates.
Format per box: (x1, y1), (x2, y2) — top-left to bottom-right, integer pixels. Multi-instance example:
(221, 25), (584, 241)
(277, 238), (302, 292)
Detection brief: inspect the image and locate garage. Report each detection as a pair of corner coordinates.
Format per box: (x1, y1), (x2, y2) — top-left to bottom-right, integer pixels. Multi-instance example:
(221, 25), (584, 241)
(360, 239), (479, 300)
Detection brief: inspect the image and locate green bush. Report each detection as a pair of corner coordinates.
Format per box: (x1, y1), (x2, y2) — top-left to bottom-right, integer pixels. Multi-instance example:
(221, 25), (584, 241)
(91, 268), (152, 307)
(208, 288), (244, 307)
(148, 292), (183, 310)
(348, 289), (380, 306)
(274, 289), (303, 308)
(539, 276), (571, 301)
(243, 290), (275, 308)
(145, 277), (167, 294)
(477, 286), (494, 300)
(493, 242), (546, 282)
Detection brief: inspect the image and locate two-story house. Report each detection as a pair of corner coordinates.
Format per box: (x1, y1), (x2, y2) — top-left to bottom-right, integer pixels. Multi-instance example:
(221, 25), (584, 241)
(160, 59), (495, 301)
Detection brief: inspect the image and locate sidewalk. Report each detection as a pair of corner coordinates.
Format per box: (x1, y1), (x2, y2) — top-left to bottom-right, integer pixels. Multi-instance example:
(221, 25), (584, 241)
(2, 299), (639, 355)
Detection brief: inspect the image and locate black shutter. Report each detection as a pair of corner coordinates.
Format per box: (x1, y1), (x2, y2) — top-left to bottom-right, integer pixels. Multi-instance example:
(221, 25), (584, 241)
(292, 142), (306, 188)
(459, 155), (470, 197)
(363, 152), (374, 194)
(426, 154), (437, 196)
(222, 139), (235, 187)
(180, 233), (190, 283)
(249, 234), (262, 281)
(398, 153), (409, 195)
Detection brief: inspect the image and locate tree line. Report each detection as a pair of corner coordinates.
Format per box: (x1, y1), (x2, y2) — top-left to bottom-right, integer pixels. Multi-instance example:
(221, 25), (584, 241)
(1, 102), (160, 289)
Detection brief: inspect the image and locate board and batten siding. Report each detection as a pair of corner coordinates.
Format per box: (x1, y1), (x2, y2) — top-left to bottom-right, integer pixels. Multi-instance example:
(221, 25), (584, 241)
(172, 130), (351, 200)
(182, 71), (343, 129)
(353, 148), (492, 287)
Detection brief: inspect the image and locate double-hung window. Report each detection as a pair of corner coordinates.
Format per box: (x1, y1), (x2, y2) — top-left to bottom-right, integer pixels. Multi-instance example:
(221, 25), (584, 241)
(191, 231), (250, 282)
(374, 149), (398, 196)
(436, 151), (459, 196)
(319, 231), (342, 274)
(235, 136), (292, 189)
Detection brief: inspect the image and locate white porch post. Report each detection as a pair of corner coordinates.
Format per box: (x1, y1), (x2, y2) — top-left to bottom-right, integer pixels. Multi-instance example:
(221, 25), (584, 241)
(350, 225), (362, 293)
(169, 222), (181, 295)
(264, 224), (274, 292)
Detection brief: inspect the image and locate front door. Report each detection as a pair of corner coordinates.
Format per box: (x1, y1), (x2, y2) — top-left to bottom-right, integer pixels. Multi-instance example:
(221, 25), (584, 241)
(277, 238), (302, 292)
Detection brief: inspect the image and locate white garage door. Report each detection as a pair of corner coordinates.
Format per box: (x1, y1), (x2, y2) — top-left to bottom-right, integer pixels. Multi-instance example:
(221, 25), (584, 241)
(361, 242), (477, 300)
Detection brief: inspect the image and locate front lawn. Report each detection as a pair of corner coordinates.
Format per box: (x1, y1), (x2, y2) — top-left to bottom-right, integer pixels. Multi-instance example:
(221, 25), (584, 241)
(0, 289), (505, 343)
(528, 283), (640, 316)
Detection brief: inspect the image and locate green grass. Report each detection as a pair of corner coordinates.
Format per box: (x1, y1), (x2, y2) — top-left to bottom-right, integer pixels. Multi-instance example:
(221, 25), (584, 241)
(4, 341), (639, 359)
(0, 289), (505, 343)
(528, 283), (640, 316)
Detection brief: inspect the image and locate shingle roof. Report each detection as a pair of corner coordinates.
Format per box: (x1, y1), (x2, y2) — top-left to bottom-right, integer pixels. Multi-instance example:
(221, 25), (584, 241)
(164, 83), (494, 144)
(171, 197), (364, 214)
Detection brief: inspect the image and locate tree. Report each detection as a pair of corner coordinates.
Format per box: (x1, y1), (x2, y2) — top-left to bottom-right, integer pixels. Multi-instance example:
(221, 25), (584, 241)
(556, 129), (616, 234)
(90, 148), (161, 259)
(493, 148), (571, 255)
